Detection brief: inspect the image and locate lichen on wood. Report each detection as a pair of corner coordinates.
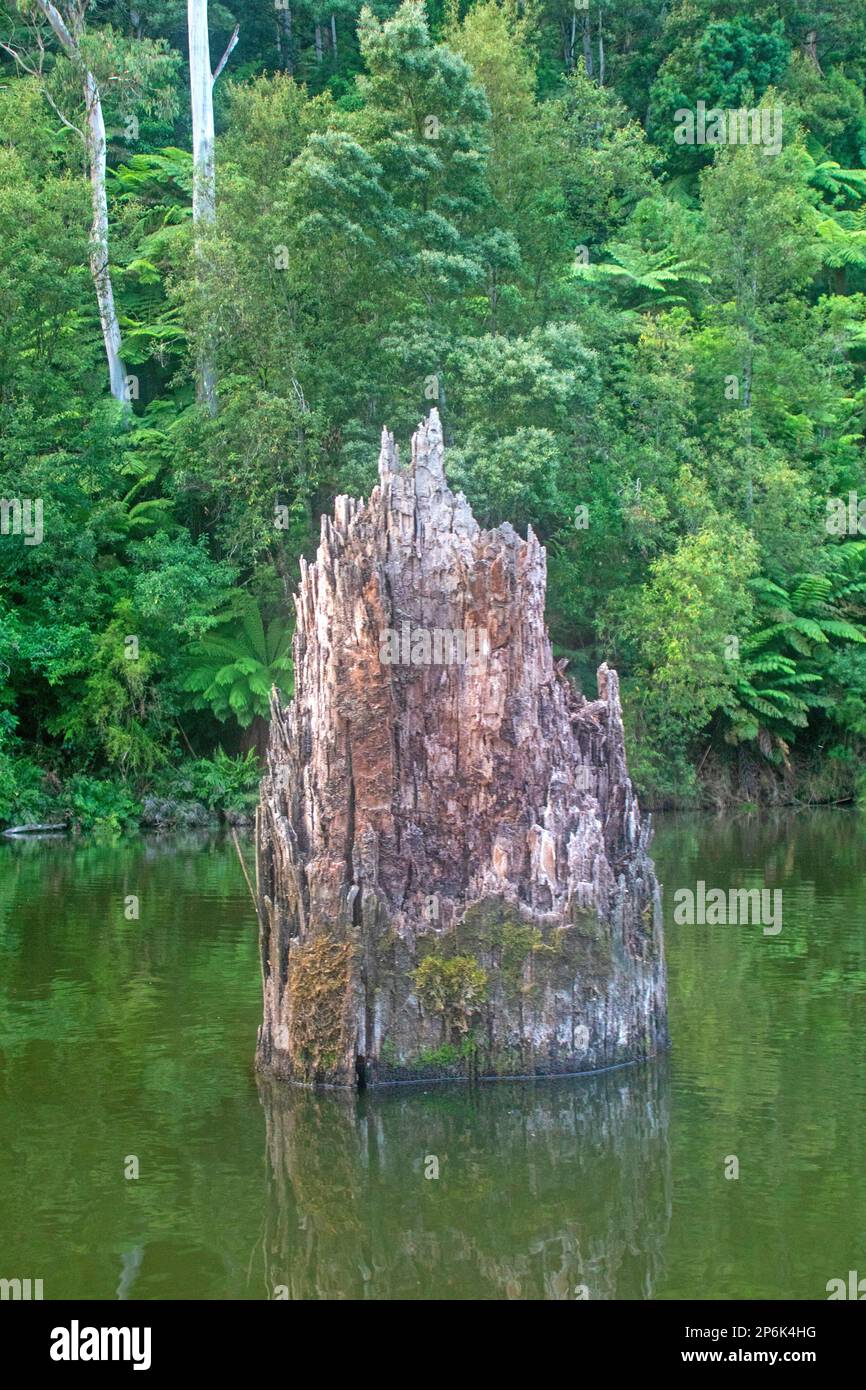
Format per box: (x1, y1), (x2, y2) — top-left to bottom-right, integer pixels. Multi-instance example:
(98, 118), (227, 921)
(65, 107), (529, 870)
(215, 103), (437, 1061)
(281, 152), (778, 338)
(286, 935), (354, 1084)
(255, 410), (668, 1087)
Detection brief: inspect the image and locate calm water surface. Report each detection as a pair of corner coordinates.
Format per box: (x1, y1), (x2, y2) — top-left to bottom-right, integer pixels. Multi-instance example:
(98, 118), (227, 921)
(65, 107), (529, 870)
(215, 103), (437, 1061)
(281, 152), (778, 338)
(1, 812), (864, 1300)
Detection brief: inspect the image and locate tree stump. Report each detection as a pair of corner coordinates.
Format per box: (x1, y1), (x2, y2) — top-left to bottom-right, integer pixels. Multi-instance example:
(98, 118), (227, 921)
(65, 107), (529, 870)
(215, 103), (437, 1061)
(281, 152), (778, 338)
(256, 410), (667, 1087)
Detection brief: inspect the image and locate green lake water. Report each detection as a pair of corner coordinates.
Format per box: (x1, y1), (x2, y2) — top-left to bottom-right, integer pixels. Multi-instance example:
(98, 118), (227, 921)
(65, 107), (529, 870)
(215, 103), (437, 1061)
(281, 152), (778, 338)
(1, 811), (864, 1300)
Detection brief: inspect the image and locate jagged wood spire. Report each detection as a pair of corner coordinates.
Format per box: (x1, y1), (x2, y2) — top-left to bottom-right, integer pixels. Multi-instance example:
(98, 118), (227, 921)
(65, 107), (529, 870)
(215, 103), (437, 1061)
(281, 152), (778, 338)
(256, 411), (667, 1087)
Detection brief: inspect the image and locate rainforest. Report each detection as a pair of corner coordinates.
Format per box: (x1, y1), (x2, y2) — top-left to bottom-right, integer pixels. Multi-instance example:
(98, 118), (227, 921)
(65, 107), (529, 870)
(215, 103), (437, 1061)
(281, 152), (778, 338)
(2, 0), (866, 829)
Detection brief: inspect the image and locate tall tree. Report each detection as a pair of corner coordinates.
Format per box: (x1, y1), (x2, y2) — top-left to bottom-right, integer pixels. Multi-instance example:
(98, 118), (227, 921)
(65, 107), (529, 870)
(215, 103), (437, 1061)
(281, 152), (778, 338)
(1, 1), (177, 402)
(186, 0), (237, 413)
(41, 1), (126, 399)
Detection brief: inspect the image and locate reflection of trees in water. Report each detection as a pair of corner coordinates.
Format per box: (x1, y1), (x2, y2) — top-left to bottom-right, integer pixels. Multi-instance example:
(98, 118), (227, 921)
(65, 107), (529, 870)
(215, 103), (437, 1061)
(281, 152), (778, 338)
(653, 808), (866, 1297)
(654, 808), (866, 893)
(257, 1060), (672, 1300)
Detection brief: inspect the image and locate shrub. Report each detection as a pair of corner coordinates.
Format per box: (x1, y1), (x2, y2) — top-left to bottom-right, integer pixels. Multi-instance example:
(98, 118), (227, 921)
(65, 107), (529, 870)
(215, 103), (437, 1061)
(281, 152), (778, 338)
(0, 752), (56, 826)
(154, 749), (261, 815)
(64, 775), (142, 834)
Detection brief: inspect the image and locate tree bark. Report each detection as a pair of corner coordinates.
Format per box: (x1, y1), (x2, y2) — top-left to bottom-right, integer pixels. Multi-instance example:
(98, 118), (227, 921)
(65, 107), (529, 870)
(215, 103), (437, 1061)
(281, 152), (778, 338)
(582, 12), (593, 77)
(188, 1), (216, 226)
(803, 30), (823, 74)
(563, 13), (576, 72)
(84, 69), (128, 402)
(275, 5), (293, 74)
(256, 410), (668, 1087)
(36, 2), (128, 402)
(187, 0), (229, 415)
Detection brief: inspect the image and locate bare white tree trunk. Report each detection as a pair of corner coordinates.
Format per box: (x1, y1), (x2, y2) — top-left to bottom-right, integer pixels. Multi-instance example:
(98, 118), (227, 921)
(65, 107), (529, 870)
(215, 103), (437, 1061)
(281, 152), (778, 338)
(314, 23), (323, 63)
(36, 2), (128, 402)
(330, 14), (337, 56)
(565, 12), (576, 72)
(85, 70), (128, 401)
(187, 2), (237, 415)
(187, 0), (216, 226)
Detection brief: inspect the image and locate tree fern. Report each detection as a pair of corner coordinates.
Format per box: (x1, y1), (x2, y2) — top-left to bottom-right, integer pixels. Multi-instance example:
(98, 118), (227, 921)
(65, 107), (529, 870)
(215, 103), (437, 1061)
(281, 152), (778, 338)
(725, 553), (866, 757)
(572, 241), (710, 307)
(181, 599), (294, 729)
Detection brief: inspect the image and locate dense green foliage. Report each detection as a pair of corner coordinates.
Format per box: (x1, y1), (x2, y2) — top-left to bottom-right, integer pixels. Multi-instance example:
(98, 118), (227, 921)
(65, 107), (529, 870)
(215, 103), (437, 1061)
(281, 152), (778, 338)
(2, 0), (866, 818)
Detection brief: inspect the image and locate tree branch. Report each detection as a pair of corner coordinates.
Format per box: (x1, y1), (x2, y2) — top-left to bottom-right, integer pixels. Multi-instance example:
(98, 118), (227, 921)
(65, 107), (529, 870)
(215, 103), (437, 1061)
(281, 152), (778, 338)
(34, 0), (77, 62)
(212, 24), (239, 85)
(42, 82), (86, 141)
(0, 31), (84, 141)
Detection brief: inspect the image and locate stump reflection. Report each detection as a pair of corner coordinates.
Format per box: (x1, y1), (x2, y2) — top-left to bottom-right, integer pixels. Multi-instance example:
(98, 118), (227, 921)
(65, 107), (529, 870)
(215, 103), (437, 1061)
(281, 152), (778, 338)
(257, 1059), (671, 1300)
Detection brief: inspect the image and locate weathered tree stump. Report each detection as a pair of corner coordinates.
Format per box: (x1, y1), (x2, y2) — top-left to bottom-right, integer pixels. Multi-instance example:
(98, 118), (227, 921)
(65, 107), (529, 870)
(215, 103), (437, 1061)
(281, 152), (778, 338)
(256, 410), (667, 1087)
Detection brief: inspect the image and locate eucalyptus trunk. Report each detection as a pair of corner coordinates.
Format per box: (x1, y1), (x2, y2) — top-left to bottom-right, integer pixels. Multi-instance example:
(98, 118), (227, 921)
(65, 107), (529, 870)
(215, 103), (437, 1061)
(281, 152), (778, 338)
(187, 0), (227, 415)
(84, 70), (127, 402)
(37, 2), (128, 403)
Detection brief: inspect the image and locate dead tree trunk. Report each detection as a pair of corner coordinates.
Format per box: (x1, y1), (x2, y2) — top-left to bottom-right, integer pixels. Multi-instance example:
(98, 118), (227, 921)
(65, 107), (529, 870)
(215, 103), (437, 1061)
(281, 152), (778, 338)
(256, 411), (667, 1087)
(84, 67), (128, 402)
(187, 1), (238, 415)
(33, 1), (128, 402)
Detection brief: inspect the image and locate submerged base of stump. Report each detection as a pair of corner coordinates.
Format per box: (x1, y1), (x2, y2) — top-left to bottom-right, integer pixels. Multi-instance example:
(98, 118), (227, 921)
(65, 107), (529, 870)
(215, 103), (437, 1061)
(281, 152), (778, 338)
(255, 411), (668, 1088)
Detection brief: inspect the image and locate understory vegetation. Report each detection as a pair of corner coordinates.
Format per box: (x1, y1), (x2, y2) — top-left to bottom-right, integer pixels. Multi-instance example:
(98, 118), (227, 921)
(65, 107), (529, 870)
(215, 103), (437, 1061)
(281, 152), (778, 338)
(2, 0), (866, 821)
